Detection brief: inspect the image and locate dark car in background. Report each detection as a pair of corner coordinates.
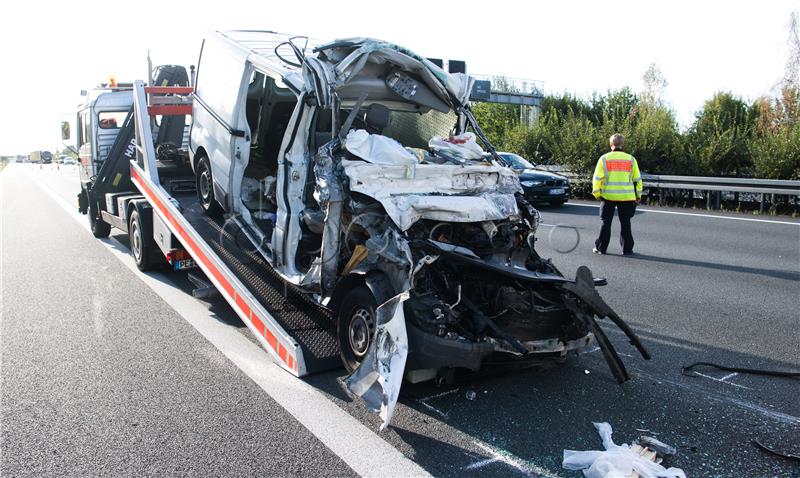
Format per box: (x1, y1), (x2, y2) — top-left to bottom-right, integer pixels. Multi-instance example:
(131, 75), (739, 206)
(498, 152), (570, 206)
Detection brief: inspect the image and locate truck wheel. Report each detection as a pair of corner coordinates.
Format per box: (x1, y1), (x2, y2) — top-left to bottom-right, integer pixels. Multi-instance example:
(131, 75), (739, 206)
(88, 204), (111, 238)
(129, 209), (155, 271)
(196, 155), (223, 217)
(337, 285), (378, 373)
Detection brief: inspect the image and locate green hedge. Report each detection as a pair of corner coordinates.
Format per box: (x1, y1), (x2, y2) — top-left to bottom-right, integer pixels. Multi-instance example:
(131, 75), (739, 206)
(473, 86), (800, 180)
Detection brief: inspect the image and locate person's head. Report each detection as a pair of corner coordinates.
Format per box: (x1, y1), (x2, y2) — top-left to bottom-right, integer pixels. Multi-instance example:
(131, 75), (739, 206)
(609, 133), (624, 151)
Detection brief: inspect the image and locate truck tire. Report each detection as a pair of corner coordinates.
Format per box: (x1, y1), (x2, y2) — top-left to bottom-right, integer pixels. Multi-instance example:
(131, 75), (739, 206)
(129, 209), (155, 271)
(195, 155), (223, 217)
(337, 285), (378, 373)
(88, 204), (111, 238)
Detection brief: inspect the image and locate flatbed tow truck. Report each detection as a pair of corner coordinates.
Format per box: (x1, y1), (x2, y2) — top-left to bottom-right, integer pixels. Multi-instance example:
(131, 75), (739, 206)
(75, 78), (339, 377)
(71, 32), (649, 428)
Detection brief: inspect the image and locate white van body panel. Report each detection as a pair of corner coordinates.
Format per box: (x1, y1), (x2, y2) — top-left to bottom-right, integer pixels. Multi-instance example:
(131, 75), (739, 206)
(190, 34), (250, 209)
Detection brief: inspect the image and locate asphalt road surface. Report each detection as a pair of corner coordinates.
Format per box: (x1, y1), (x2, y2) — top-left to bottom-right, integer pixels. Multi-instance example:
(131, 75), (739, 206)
(2, 163), (799, 477)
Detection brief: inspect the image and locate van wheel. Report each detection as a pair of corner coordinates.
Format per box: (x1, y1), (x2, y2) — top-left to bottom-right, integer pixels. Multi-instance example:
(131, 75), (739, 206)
(337, 286), (378, 373)
(88, 203), (111, 238)
(129, 209), (155, 271)
(196, 155), (223, 217)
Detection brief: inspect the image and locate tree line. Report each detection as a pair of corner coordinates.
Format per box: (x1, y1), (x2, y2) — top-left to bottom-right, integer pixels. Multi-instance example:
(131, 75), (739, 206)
(472, 85), (799, 180)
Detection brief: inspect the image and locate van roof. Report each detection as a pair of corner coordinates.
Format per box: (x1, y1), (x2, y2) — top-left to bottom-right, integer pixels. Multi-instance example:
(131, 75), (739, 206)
(217, 30), (317, 74)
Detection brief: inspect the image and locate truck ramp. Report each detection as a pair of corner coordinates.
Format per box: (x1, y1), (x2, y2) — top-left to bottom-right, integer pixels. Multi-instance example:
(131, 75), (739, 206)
(176, 195), (341, 374)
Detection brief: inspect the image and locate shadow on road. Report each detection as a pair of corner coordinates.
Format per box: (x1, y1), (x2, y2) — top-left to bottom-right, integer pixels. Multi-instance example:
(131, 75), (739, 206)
(619, 253), (800, 281)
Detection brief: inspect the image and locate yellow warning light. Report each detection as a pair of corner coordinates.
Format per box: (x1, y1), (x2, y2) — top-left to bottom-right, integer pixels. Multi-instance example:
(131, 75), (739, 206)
(109, 77), (118, 88)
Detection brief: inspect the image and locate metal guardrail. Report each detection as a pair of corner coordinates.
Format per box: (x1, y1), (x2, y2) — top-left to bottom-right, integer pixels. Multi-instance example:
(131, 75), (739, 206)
(537, 167), (800, 211)
(641, 174), (800, 212)
(641, 174), (800, 196)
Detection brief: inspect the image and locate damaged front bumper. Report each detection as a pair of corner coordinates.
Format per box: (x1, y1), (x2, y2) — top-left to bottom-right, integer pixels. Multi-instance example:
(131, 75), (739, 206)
(345, 262), (651, 430)
(405, 323), (594, 372)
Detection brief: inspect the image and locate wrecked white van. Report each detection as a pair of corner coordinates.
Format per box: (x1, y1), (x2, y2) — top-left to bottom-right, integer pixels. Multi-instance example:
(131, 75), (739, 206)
(189, 31), (649, 428)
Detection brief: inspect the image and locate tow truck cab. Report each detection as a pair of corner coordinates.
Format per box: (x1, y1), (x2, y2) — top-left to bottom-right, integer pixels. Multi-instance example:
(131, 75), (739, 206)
(65, 68), (196, 271)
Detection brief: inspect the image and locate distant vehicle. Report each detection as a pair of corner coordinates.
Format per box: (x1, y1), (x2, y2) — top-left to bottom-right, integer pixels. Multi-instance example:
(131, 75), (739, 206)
(28, 150), (52, 164)
(15, 157), (25, 163)
(62, 157), (77, 165)
(497, 152), (570, 206)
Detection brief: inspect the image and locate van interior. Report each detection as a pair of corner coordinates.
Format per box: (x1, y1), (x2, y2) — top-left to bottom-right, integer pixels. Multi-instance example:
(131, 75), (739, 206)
(242, 71), (298, 239)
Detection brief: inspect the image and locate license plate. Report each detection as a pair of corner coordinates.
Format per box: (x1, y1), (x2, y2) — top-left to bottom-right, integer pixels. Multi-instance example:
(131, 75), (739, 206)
(175, 259), (196, 270)
(549, 188), (565, 195)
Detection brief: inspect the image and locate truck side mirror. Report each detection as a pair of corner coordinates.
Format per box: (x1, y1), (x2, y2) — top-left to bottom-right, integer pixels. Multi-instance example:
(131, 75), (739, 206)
(61, 121), (71, 140)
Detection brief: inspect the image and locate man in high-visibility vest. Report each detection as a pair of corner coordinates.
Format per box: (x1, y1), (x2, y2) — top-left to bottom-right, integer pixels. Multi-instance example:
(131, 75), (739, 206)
(592, 133), (642, 255)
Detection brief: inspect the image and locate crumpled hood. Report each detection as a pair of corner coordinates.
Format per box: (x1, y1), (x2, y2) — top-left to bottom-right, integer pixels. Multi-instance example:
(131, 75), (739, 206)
(303, 37), (474, 108)
(341, 160), (523, 231)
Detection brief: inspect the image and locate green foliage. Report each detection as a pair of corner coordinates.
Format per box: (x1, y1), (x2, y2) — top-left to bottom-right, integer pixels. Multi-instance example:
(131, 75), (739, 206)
(627, 105), (686, 174)
(685, 92), (755, 176)
(750, 124), (800, 179)
(471, 101), (520, 147)
(750, 86), (800, 179)
(476, 74), (796, 179)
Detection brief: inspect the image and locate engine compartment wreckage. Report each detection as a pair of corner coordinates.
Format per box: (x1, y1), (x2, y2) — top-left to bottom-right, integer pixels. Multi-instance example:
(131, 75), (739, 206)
(212, 36), (651, 428)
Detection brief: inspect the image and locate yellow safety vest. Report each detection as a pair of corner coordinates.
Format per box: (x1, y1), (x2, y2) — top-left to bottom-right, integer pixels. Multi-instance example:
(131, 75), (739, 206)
(592, 151), (642, 201)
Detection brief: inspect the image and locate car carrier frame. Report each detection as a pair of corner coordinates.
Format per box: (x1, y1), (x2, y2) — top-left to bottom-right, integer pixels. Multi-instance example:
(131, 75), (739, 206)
(108, 80), (341, 377)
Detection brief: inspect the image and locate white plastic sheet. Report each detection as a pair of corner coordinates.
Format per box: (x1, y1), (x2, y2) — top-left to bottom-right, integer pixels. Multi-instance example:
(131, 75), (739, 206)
(428, 132), (485, 162)
(563, 422), (686, 478)
(344, 129), (417, 165)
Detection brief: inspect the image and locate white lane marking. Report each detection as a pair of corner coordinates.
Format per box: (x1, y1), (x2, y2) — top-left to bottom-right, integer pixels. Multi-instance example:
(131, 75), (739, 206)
(25, 168), (431, 477)
(720, 372), (738, 382)
(692, 371), (752, 390)
(416, 400), (449, 420)
(470, 441), (561, 478)
(568, 202), (800, 226)
(636, 370), (799, 425)
(464, 457), (501, 470)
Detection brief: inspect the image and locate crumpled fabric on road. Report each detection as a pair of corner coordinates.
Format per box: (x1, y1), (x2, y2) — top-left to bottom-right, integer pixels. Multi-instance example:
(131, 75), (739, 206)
(563, 422), (686, 478)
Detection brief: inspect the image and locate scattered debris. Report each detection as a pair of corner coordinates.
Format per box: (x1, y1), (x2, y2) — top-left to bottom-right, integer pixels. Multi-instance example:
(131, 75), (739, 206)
(563, 422), (685, 478)
(636, 436), (676, 457)
(465, 390), (476, 401)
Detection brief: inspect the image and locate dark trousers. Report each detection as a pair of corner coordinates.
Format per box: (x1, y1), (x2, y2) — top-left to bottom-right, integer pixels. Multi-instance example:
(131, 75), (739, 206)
(595, 200), (637, 254)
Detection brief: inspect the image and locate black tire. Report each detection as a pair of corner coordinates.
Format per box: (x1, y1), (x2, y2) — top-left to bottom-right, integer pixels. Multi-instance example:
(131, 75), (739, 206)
(88, 203), (111, 238)
(196, 155), (224, 217)
(549, 199), (567, 207)
(337, 285), (378, 373)
(129, 209), (155, 271)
